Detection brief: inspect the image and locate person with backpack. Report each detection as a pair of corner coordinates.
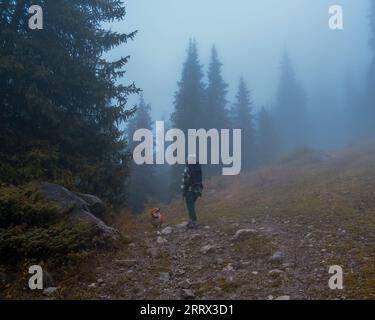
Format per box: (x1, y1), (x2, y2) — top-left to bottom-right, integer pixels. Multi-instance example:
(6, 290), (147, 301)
(181, 154), (203, 229)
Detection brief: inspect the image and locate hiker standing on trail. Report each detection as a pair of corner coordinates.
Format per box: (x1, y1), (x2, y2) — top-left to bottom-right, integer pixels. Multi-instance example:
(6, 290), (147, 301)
(182, 154), (203, 229)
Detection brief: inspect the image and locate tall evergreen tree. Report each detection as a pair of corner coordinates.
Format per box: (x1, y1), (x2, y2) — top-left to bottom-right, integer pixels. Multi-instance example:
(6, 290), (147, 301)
(0, 1), (139, 205)
(170, 39), (205, 191)
(257, 107), (278, 165)
(204, 45), (229, 176)
(274, 51), (309, 152)
(231, 77), (256, 170)
(171, 39), (205, 132)
(205, 45), (229, 129)
(126, 94), (154, 213)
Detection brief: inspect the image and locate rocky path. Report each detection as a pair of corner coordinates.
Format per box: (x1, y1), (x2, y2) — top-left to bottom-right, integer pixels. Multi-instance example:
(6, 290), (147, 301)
(68, 216), (349, 300)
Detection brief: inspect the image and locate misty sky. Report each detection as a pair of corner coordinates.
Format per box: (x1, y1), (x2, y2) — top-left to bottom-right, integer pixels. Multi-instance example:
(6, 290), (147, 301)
(108, 0), (372, 120)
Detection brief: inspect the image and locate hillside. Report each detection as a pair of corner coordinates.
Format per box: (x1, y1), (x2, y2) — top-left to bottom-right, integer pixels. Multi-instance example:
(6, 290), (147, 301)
(2, 144), (375, 300)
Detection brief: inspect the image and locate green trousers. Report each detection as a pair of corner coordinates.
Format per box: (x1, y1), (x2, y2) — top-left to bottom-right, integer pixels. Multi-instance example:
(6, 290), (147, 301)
(185, 191), (199, 222)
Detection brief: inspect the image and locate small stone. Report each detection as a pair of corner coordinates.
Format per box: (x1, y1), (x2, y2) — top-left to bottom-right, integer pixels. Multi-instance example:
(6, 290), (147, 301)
(223, 264), (234, 272)
(200, 245), (215, 254)
(189, 233), (201, 240)
(181, 289), (195, 300)
(176, 222), (188, 228)
(232, 229), (258, 241)
(275, 295), (290, 300)
(267, 295), (274, 300)
(97, 278), (104, 284)
(88, 283), (97, 289)
(270, 251), (285, 263)
(178, 279), (192, 289)
(203, 226), (210, 230)
(157, 236), (167, 244)
(176, 269), (186, 276)
(161, 226), (173, 235)
(43, 287), (58, 296)
(252, 271), (258, 275)
(159, 272), (170, 282)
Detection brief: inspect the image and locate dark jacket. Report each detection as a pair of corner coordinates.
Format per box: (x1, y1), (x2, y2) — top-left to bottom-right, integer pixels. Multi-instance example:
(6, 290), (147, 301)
(181, 164), (203, 197)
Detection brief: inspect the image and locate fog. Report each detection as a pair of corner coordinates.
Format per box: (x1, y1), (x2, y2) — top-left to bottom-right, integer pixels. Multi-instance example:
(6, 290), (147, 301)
(108, 0), (373, 151)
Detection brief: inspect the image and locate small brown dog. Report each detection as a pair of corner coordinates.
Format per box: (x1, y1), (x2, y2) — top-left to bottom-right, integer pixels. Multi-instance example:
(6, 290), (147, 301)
(149, 208), (164, 228)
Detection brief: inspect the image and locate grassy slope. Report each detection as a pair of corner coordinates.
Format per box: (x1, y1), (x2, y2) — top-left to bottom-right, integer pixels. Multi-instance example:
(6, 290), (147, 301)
(2, 143), (374, 299)
(163, 143), (375, 298)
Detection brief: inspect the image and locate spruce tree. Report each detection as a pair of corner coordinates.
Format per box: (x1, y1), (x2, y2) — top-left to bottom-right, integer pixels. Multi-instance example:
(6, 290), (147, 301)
(126, 94), (154, 213)
(232, 77), (256, 170)
(204, 45), (229, 175)
(274, 51), (309, 152)
(257, 107), (278, 165)
(170, 39), (205, 191)
(171, 39), (205, 132)
(0, 0), (139, 205)
(205, 45), (229, 129)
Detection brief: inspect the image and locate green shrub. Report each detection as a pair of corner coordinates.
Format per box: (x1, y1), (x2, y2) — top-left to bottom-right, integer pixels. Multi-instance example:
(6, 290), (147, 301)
(0, 184), (58, 228)
(0, 185), (98, 266)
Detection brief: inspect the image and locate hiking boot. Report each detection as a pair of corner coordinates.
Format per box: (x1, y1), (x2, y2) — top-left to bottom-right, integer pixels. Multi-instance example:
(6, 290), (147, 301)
(187, 221), (198, 229)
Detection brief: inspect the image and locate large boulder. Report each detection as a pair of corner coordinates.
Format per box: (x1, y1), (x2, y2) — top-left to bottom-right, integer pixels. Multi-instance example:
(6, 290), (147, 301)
(36, 182), (119, 243)
(74, 192), (106, 219)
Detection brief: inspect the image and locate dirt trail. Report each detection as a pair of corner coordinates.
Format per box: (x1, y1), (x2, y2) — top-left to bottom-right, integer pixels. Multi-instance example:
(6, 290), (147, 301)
(72, 216), (348, 300)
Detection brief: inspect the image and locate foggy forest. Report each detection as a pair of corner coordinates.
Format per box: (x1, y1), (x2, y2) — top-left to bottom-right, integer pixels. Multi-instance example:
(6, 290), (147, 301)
(1, 0), (375, 301)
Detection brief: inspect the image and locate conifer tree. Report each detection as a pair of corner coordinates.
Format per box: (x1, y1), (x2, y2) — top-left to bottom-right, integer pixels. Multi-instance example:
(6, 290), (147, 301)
(257, 107), (278, 165)
(170, 39), (205, 191)
(232, 77), (256, 170)
(204, 45), (229, 175)
(0, 0), (139, 205)
(274, 51), (309, 152)
(171, 39), (206, 132)
(205, 45), (229, 129)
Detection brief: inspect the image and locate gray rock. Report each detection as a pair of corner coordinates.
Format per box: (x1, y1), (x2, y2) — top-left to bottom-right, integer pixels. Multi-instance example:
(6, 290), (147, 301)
(157, 236), (167, 244)
(276, 295), (291, 300)
(159, 272), (170, 282)
(189, 233), (201, 240)
(74, 192), (106, 218)
(88, 283), (97, 289)
(181, 289), (195, 300)
(43, 287), (58, 296)
(178, 279), (192, 289)
(161, 226), (173, 235)
(37, 182), (119, 243)
(270, 251), (285, 263)
(269, 269), (284, 277)
(176, 222), (189, 228)
(223, 264), (234, 272)
(200, 245), (215, 254)
(232, 229), (258, 241)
